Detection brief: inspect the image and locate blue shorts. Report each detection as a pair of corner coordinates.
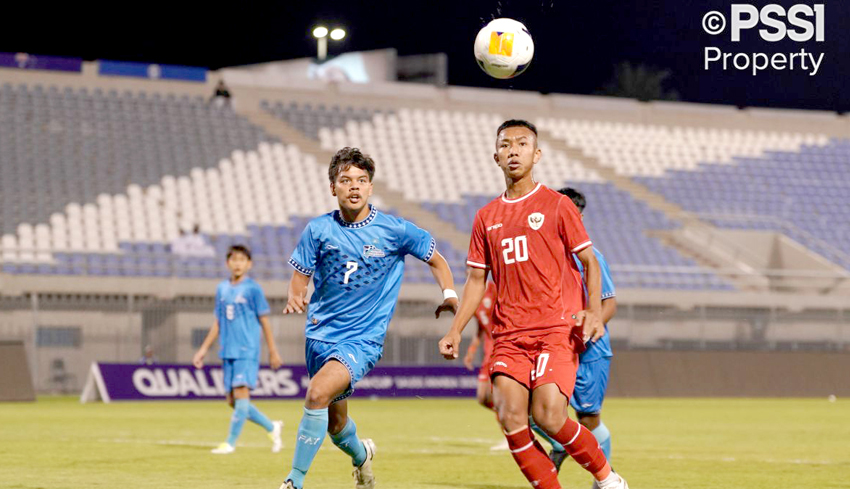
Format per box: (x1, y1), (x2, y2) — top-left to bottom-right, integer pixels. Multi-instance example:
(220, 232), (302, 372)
(305, 338), (383, 402)
(222, 358), (259, 393)
(570, 357), (611, 415)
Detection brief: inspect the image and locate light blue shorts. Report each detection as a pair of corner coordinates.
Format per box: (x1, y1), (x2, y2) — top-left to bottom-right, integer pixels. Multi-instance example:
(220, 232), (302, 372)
(570, 357), (611, 415)
(305, 338), (383, 402)
(222, 358), (259, 393)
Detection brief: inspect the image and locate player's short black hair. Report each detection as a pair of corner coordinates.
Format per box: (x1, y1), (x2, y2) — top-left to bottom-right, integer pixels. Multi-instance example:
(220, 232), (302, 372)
(226, 244), (252, 261)
(328, 147), (376, 183)
(558, 187), (586, 213)
(496, 119), (538, 138)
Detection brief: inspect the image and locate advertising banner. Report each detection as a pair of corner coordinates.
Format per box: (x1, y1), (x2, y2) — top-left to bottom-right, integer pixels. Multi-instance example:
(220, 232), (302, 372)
(80, 363), (477, 403)
(98, 60), (206, 82)
(0, 53), (83, 72)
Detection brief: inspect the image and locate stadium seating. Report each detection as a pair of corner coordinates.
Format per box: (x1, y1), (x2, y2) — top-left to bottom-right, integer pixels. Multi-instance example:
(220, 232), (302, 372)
(634, 139), (850, 269)
(6, 84), (843, 288)
(0, 87), (462, 281)
(265, 103), (734, 289)
(0, 83), (271, 234)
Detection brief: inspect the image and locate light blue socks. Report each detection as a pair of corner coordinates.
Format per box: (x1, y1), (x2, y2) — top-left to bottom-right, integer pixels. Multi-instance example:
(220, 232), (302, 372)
(592, 422), (612, 461)
(248, 403), (274, 432)
(330, 417), (367, 466)
(286, 407), (329, 488)
(226, 398), (250, 446)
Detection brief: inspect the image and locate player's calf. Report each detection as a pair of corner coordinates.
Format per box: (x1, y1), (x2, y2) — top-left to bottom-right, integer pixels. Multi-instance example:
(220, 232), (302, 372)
(503, 426), (561, 489)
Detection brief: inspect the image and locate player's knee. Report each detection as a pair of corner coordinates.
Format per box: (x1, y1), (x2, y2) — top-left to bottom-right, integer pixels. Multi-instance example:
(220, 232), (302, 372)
(476, 387), (493, 409)
(304, 385), (333, 409)
(530, 402), (567, 434)
(495, 403), (527, 431)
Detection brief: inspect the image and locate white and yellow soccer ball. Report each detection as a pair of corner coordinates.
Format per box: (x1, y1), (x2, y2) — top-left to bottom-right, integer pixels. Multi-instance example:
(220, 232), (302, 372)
(473, 18), (534, 79)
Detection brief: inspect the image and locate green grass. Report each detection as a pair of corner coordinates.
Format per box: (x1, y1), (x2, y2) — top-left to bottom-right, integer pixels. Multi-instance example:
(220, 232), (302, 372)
(1, 397), (848, 488)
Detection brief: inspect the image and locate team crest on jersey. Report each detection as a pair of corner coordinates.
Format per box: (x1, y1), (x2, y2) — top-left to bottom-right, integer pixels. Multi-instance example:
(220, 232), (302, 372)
(528, 212), (545, 230)
(362, 244), (386, 259)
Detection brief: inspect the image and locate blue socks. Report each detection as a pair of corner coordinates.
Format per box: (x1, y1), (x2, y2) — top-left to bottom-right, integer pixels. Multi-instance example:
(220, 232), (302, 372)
(530, 418), (566, 452)
(330, 417), (367, 466)
(592, 422), (612, 461)
(248, 403), (274, 432)
(286, 407), (329, 488)
(226, 398), (250, 446)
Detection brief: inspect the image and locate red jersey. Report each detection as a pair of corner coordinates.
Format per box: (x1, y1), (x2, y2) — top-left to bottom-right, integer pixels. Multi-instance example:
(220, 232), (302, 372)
(474, 281), (497, 357)
(466, 183), (591, 338)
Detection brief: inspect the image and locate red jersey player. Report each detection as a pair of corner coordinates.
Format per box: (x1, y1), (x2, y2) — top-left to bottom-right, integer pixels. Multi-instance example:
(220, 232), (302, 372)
(463, 281), (497, 409)
(439, 120), (628, 489)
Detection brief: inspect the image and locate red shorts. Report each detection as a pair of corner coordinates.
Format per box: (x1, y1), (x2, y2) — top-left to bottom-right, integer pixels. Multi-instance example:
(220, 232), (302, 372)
(488, 328), (583, 398)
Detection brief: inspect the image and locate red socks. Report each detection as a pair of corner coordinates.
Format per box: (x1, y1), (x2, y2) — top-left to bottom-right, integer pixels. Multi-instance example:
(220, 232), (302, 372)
(552, 418), (607, 475)
(504, 427), (561, 489)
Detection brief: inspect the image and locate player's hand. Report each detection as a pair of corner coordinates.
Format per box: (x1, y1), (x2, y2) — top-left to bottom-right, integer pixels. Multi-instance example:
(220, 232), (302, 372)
(439, 331), (462, 360)
(434, 298), (458, 318)
(463, 349), (475, 371)
(269, 351), (283, 370)
(575, 310), (605, 343)
(192, 350), (205, 369)
(283, 293), (308, 314)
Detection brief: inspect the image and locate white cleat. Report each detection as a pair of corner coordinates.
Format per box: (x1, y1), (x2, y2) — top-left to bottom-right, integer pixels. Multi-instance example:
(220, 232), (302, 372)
(353, 438), (376, 489)
(269, 420), (284, 453)
(490, 439), (510, 451)
(595, 473), (629, 489)
(211, 442), (235, 454)
(278, 480), (296, 489)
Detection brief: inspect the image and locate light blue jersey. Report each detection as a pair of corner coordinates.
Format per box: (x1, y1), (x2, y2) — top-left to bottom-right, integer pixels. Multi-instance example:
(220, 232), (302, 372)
(289, 205), (436, 344)
(573, 247), (615, 363)
(215, 277), (271, 360)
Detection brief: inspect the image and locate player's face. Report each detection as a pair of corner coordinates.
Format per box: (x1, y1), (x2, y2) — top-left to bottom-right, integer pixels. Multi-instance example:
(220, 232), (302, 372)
(494, 127), (542, 180)
(331, 165), (373, 213)
(226, 252), (252, 279)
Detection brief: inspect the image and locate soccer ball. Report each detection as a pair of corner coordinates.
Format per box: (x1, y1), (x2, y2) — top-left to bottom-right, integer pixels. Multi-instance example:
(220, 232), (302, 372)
(473, 18), (534, 79)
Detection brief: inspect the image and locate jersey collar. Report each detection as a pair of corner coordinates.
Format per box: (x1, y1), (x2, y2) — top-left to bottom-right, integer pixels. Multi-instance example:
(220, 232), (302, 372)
(334, 205), (378, 229)
(501, 182), (542, 204)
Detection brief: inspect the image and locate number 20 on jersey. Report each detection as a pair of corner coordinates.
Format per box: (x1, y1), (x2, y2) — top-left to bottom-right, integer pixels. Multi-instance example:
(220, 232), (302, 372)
(501, 235), (528, 264)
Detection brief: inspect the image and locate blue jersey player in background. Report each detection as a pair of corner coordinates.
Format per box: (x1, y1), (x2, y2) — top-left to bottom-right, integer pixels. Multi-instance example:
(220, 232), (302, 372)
(547, 187), (618, 481)
(193, 244), (284, 455)
(280, 147), (458, 489)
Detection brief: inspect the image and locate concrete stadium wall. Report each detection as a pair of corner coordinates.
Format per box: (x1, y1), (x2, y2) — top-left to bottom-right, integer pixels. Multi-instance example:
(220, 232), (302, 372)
(608, 351), (850, 397)
(0, 341), (36, 401)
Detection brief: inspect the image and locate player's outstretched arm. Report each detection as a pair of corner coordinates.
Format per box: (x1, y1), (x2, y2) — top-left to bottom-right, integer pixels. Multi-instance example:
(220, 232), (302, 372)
(259, 315), (283, 369)
(283, 271), (311, 314)
(575, 247), (604, 343)
(427, 250), (459, 318)
(192, 319), (219, 369)
(439, 267), (488, 360)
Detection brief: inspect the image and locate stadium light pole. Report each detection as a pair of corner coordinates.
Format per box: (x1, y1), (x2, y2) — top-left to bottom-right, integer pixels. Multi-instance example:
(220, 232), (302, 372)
(313, 26), (346, 61)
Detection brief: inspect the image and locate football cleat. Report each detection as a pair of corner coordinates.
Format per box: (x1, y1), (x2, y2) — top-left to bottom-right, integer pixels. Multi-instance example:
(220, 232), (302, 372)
(278, 480), (296, 489)
(269, 420), (284, 453)
(549, 448), (569, 473)
(211, 442), (235, 454)
(352, 438), (376, 489)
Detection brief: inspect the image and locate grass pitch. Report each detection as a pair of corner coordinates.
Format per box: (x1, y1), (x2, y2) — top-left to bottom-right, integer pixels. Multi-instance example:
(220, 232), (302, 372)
(1, 396), (847, 488)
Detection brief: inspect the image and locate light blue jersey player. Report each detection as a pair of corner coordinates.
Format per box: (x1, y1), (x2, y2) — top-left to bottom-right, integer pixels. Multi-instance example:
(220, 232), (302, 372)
(549, 187), (618, 477)
(279, 147), (458, 489)
(193, 245), (284, 455)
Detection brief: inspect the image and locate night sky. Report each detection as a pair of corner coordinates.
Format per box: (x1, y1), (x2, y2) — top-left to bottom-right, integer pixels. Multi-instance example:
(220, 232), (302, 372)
(3, 0), (847, 111)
